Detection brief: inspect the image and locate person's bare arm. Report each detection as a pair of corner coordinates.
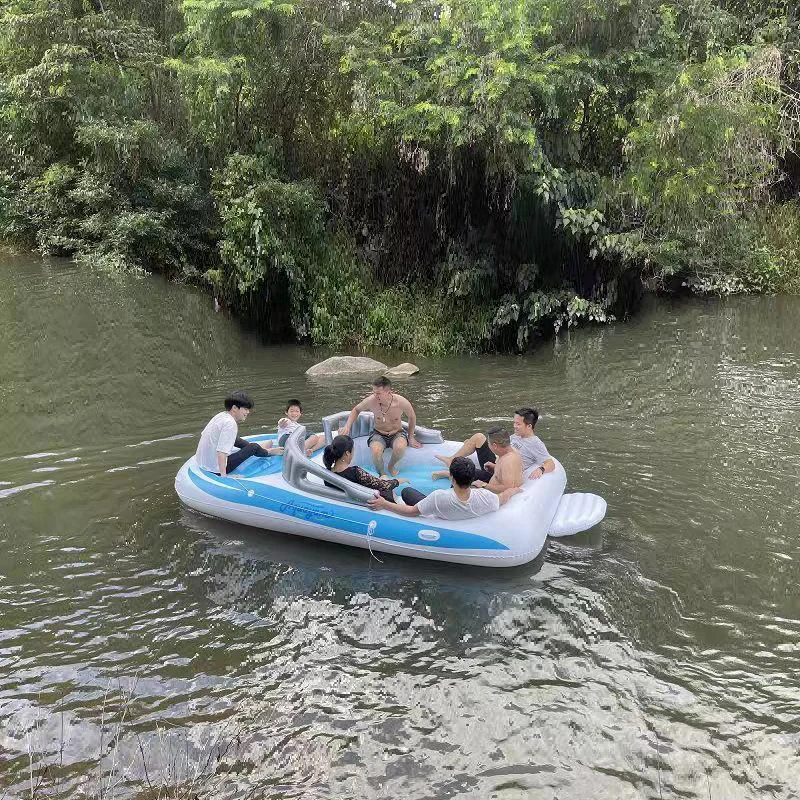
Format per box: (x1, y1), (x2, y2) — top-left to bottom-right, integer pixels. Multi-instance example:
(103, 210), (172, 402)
(401, 396), (421, 447)
(340, 397), (370, 435)
(529, 457), (556, 480)
(367, 494), (421, 516)
(498, 486), (522, 505)
(217, 451), (228, 477)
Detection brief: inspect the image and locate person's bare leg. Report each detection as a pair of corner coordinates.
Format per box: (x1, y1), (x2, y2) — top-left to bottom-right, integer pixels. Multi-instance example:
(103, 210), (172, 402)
(435, 432), (487, 466)
(370, 441), (386, 474)
(387, 436), (407, 476)
(305, 433), (324, 456)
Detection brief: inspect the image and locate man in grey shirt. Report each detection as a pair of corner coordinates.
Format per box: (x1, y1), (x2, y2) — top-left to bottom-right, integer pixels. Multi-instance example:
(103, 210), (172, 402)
(368, 457), (520, 520)
(434, 407), (555, 482)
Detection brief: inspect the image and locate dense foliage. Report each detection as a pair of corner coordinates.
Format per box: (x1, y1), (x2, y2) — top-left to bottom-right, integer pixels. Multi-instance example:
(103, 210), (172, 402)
(1, 0), (798, 351)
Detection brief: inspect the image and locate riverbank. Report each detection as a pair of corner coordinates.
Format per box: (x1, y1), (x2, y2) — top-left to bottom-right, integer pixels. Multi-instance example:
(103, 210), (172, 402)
(4, 222), (798, 358)
(1, 2), (798, 355)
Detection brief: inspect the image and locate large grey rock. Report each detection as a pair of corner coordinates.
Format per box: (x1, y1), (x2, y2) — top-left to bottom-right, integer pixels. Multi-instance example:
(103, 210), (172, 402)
(385, 362), (420, 377)
(305, 356), (388, 377)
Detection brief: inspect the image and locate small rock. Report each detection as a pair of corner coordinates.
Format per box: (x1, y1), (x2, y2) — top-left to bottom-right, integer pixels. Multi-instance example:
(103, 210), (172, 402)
(305, 356), (389, 377)
(385, 362), (419, 377)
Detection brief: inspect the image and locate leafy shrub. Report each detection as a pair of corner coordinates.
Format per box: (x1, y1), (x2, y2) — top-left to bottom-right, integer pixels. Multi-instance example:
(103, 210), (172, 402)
(212, 153), (327, 337)
(20, 163), (83, 255)
(213, 160), (492, 354)
(2, 0), (799, 357)
(761, 202), (800, 294)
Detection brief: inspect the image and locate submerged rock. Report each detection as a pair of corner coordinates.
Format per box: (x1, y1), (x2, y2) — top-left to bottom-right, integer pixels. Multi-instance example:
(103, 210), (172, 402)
(305, 356), (389, 376)
(385, 362), (420, 377)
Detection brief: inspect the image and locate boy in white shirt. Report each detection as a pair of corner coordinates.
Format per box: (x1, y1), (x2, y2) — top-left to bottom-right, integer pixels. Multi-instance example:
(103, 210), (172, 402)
(277, 399), (325, 455)
(367, 457), (520, 521)
(196, 391), (283, 476)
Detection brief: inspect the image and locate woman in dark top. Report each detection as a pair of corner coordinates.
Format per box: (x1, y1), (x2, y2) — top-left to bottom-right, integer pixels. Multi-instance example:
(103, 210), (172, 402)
(323, 435), (407, 503)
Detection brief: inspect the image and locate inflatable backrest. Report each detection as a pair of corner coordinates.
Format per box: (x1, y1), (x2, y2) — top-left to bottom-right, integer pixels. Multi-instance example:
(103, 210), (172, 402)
(322, 411), (374, 444)
(321, 410), (444, 445)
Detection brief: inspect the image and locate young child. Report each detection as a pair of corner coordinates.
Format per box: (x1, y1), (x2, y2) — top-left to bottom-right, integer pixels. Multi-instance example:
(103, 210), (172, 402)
(277, 399), (325, 456)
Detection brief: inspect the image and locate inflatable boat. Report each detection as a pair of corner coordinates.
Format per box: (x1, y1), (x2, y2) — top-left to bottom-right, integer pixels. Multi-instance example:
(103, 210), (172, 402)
(174, 412), (606, 567)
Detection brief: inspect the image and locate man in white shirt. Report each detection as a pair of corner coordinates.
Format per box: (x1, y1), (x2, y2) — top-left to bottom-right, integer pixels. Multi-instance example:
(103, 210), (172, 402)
(434, 407), (556, 481)
(195, 391), (283, 476)
(367, 457), (520, 521)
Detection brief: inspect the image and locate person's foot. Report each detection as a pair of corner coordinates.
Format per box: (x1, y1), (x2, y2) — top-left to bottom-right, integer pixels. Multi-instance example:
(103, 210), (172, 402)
(431, 470), (449, 480)
(388, 465), (399, 476)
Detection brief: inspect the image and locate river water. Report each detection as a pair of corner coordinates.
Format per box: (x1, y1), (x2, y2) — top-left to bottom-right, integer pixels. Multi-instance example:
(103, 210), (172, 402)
(1, 255), (798, 799)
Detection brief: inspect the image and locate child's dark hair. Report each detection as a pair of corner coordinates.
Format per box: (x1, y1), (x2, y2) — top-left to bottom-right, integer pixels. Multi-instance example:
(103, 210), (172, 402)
(449, 457), (476, 488)
(515, 407), (539, 428)
(224, 391), (253, 410)
(286, 399), (302, 412)
(323, 435), (354, 470)
(373, 376), (391, 389)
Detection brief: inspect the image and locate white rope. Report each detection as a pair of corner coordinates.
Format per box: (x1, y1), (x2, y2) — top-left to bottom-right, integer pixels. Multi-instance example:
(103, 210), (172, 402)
(227, 475), (386, 562)
(221, 472), (387, 563)
(366, 519), (383, 564)
(228, 476), (256, 498)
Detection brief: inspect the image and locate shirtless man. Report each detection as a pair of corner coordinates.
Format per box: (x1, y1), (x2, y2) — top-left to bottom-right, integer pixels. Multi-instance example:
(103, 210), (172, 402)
(339, 376), (422, 475)
(434, 407), (555, 482)
(453, 427), (523, 493)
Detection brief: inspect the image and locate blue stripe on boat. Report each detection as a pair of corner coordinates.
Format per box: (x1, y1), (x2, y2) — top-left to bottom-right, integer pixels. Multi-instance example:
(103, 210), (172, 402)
(187, 467), (508, 551)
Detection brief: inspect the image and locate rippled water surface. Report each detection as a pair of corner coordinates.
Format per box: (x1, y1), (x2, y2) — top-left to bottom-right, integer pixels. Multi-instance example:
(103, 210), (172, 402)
(1, 256), (799, 799)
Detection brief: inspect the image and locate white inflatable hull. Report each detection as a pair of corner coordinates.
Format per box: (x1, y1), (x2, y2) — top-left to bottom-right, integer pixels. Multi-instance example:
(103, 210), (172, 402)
(175, 436), (570, 567)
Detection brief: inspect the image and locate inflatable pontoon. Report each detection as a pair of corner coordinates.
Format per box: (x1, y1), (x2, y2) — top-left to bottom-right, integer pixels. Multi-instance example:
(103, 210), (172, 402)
(175, 412), (606, 567)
